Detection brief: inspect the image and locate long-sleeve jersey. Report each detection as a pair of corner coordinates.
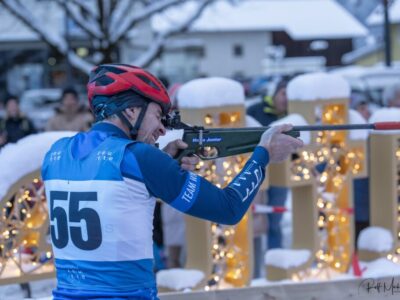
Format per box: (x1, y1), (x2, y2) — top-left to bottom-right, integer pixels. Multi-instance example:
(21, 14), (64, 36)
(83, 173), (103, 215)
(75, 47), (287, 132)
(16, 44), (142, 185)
(41, 122), (269, 299)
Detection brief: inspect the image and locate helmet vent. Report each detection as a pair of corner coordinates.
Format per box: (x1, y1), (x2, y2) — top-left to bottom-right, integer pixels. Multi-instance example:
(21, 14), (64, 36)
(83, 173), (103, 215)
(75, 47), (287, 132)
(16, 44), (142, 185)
(137, 74), (160, 91)
(95, 76), (114, 86)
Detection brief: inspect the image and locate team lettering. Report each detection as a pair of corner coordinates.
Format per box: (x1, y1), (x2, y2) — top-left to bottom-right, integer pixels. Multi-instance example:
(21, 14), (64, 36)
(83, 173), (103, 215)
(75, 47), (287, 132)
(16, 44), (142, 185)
(192, 137), (222, 143)
(182, 173), (198, 203)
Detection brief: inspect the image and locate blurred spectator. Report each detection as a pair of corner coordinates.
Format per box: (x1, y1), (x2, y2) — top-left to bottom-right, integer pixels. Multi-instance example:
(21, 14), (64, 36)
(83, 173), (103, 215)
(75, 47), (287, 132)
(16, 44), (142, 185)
(161, 204), (185, 268)
(252, 191), (267, 278)
(0, 95), (36, 147)
(247, 79), (289, 249)
(45, 87), (93, 131)
(350, 92), (370, 121)
(247, 79), (288, 125)
(382, 83), (400, 108)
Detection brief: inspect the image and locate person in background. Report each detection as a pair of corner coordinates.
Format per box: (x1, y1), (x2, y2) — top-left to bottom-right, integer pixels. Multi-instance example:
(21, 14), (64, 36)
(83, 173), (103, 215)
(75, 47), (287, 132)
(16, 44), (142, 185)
(350, 92), (371, 121)
(251, 190), (268, 278)
(247, 79), (288, 126)
(0, 95), (36, 147)
(382, 83), (400, 108)
(247, 79), (289, 249)
(45, 87), (93, 131)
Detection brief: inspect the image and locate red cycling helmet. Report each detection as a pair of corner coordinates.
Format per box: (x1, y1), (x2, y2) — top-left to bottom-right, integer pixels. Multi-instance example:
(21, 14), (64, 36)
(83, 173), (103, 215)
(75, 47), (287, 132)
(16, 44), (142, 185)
(87, 64), (171, 115)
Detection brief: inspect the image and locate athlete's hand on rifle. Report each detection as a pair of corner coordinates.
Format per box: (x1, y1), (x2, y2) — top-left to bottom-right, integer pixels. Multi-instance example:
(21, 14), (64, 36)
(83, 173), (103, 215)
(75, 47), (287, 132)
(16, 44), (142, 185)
(259, 124), (304, 163)
(163, 139), (200, 171)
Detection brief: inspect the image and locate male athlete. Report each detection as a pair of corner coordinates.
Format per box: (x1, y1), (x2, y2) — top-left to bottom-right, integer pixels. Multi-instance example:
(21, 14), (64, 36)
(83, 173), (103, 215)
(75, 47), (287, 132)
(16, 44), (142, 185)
(42, 64), (303, 299)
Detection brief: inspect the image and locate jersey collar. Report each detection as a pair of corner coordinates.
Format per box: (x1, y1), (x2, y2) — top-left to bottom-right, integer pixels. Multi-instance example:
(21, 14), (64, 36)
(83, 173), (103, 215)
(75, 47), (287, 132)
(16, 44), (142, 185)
(91, 122), (130, 140)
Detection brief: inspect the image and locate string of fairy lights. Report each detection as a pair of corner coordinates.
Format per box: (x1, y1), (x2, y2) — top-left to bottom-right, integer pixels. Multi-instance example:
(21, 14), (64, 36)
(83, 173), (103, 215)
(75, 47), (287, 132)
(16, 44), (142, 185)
(196, 111), (252, 290)
(0, 178), (52, 278)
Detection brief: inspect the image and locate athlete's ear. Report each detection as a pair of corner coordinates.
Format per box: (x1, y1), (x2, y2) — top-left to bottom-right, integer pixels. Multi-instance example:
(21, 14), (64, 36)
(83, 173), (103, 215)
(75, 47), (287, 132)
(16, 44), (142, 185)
(124, 107), (141, 122)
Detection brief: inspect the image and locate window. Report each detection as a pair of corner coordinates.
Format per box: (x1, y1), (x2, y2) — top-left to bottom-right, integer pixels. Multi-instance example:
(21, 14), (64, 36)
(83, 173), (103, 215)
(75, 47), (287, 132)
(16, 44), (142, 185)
(233, 44), (243, 57)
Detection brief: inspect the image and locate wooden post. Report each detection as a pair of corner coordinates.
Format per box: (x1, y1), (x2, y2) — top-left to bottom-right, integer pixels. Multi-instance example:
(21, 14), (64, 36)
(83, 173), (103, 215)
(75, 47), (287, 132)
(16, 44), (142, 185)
(368, 134), (399, 256)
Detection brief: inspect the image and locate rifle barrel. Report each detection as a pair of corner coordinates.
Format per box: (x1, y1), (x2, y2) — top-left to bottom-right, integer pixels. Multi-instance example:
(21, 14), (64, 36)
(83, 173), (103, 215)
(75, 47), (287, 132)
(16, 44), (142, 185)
(293, 124), (375, 131)
(293, 122), (400, 132)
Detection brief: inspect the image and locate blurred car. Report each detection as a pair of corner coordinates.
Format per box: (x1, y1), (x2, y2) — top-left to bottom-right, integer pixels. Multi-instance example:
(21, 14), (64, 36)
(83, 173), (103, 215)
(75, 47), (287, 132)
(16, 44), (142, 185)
(20, 88), (62, 131)
(330, 66), (400, 112)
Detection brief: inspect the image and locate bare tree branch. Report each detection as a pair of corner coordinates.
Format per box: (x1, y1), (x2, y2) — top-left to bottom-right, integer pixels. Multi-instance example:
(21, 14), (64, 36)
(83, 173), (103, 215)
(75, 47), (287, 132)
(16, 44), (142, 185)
(0, 0), (95, 73)
(1, 0), (68, 52)
(110, 0), (136, 36)
(55, 0), (104, 39)
(110, 0), (185, 45)
(134, 0), (213, 67)
(68, 0), (99, 21)
(0, 0), (216, 74)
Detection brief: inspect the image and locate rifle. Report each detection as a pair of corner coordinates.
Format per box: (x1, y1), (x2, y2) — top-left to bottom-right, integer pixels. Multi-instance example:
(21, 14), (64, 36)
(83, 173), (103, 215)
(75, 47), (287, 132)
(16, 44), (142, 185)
(162, 111), (400, 161)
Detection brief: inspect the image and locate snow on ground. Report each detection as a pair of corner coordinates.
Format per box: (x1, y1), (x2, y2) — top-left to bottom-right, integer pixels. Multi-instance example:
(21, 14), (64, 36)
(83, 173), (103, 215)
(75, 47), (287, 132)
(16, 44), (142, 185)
(362, 258), (400, 278)
(287, 72), (350, 101)
(0, 278), (55, 300)
(177, 77), (245, 108)
(156, 269), (204, 291)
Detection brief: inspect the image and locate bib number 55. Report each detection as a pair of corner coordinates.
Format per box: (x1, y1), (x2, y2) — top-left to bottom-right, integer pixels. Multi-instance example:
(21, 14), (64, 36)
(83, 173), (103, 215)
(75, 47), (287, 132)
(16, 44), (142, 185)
(50, 191), (102, 250)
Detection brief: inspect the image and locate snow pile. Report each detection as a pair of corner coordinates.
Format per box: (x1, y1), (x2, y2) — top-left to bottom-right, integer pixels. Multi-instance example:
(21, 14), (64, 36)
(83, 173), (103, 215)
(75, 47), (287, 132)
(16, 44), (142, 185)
(287, 72), (350, 101)
(265, 249), (311, 269)
(177, 77), (245, 108)
(348, 109), (369, 140)
(362, 258), (400, 278)
(369, 108), (400, 135)
(0, 131), (75, 200)
(358, 227), (393, 252)
(156, 268), (204, 291)
(269, 114), (311, 145)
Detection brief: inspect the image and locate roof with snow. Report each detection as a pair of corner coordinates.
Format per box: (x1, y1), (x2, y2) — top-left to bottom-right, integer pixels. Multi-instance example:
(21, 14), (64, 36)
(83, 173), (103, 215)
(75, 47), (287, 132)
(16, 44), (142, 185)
(367, 0), (400, 25)
(153, 0), (368, 40)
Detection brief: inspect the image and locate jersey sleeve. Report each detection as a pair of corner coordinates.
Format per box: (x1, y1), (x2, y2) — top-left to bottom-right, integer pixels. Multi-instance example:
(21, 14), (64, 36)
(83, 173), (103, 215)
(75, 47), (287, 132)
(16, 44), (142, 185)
(122, 143), (269, 225)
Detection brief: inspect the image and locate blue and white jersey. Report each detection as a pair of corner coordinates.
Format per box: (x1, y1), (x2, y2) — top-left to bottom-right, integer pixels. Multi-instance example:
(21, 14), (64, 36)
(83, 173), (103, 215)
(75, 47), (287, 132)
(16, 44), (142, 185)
(42, 122), (269, 298)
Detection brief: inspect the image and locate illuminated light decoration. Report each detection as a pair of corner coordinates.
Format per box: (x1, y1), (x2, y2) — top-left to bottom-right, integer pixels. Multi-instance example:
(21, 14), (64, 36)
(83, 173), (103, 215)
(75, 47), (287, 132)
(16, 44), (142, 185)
(194, 112), (251, 290)
(179, 95), (257, 291)
(0, 172), (54, 283)
(267, 98), (367, 280)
